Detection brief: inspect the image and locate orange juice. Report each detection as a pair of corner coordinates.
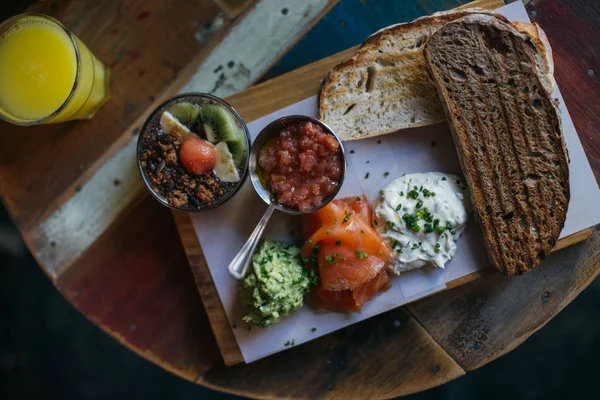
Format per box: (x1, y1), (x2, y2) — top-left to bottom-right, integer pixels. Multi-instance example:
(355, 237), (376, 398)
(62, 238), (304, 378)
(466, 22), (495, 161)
(0, 14), (110, 125)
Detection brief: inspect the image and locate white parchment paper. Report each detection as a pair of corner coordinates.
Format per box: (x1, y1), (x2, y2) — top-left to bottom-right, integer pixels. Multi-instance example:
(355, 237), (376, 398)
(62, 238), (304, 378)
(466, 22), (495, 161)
(191, 1), (600, 363)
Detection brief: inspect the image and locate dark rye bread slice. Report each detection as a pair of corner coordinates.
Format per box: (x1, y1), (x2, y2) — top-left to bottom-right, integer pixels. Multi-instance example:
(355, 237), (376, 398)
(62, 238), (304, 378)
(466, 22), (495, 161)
(424, 15), (570, 275)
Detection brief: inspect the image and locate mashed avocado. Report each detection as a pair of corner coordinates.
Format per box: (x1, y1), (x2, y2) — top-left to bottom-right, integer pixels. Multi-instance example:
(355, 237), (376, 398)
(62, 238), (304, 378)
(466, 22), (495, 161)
(240, 240), (317, 327)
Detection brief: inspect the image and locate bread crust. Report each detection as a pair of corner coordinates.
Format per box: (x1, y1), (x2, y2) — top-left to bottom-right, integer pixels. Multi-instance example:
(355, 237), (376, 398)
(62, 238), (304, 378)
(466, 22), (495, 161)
(319, 8), (553, 141)
(424, 14), (569, 275)
(362, 8), (505, 49)
(512, 21), (555, 93)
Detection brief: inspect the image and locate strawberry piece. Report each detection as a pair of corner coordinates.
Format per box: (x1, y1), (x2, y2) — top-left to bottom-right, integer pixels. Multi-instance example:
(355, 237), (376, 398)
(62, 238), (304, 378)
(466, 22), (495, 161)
(179, 136), (217, 175)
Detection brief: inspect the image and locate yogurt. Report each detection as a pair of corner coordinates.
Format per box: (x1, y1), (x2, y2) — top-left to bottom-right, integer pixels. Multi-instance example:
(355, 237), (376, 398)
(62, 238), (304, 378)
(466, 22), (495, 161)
(373, 172), (471, 274)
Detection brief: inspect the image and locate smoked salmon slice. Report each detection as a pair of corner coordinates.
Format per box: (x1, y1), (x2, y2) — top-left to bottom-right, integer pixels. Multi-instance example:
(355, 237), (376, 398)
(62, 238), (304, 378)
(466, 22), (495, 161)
(313, 270), (391, 312)
(302, 195), (391, 312)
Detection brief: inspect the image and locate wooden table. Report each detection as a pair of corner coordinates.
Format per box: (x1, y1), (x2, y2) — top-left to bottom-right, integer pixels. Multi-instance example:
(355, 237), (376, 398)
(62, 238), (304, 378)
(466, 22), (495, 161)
(1, 0), (598, 398)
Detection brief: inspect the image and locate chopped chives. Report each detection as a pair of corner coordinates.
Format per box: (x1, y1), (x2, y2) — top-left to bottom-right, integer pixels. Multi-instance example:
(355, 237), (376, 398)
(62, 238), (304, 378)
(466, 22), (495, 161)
(355, 250), (369, 259)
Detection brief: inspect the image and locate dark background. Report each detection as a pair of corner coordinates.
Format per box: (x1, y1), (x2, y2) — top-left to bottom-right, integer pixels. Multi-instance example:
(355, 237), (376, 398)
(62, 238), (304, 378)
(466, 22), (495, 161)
(1, 0), (598, 398)
(1, 203), (598, 399)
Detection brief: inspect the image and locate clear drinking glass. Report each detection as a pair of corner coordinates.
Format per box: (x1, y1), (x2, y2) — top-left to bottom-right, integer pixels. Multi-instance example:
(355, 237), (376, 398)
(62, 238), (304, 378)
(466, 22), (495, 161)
(0, 14), (110, 125)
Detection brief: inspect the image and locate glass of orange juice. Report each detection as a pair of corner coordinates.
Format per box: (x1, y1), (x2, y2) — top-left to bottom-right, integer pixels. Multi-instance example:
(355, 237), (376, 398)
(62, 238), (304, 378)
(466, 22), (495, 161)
(0, 14), (110, 125)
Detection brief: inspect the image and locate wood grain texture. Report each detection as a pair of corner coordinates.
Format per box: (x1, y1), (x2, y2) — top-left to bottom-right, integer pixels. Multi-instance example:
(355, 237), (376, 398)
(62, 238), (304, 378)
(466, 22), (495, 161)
(185, 0), (592, 367)
(443, 228), (593, 290)
(528, 0), (600, 185)
(178, 210), (590, 367)
(0, 0), (227, 232)
(227, 46), (358, 121)
(553, 228), (593, 251)
(14, 0), (340, 284)
(225, 0), (512, 119)
(404, 0), (600, 373)
(1, 0), (598, 398)
(181, 0), (339, 98)
(172, 212), (244, 366)
(56, 195), (221, 381)
(407, 226), (600, 371)
(26, 136), (147, 279)
(455, 0), (506, 10)
(199, 307), (465, 399)
(212, 0), (256, 18)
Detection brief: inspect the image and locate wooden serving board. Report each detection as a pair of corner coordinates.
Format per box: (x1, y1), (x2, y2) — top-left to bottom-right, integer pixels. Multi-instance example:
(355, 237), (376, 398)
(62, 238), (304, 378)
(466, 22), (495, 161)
(172, 0), (593, 366)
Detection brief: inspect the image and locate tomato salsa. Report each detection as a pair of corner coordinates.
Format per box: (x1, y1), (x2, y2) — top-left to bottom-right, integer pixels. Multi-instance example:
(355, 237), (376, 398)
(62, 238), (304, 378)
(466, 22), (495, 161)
(258, 120), (343, 212)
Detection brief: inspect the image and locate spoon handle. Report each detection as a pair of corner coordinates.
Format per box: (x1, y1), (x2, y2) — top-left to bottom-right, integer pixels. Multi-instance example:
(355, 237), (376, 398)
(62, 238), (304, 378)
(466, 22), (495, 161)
(228, 203), (276, 280)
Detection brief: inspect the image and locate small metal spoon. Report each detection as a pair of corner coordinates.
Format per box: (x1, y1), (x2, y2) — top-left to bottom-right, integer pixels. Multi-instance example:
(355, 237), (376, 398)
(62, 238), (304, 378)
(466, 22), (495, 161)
(228, 115), (346, 280)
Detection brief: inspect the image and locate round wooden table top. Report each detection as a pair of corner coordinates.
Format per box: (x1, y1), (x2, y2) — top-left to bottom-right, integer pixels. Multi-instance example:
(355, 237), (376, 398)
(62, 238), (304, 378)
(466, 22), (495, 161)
(1, 0), (599, 398)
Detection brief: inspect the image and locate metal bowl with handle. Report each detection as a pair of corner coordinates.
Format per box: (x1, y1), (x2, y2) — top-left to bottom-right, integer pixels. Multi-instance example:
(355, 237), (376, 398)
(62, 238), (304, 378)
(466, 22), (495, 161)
(228, 115), (346, 280)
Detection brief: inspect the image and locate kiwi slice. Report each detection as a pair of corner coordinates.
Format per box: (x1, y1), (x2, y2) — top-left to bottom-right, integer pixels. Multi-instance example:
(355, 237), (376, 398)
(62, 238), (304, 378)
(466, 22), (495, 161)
(224, 135), (247, 167)
(168, 102), (200, 128)
(198, 104), (247, 167)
